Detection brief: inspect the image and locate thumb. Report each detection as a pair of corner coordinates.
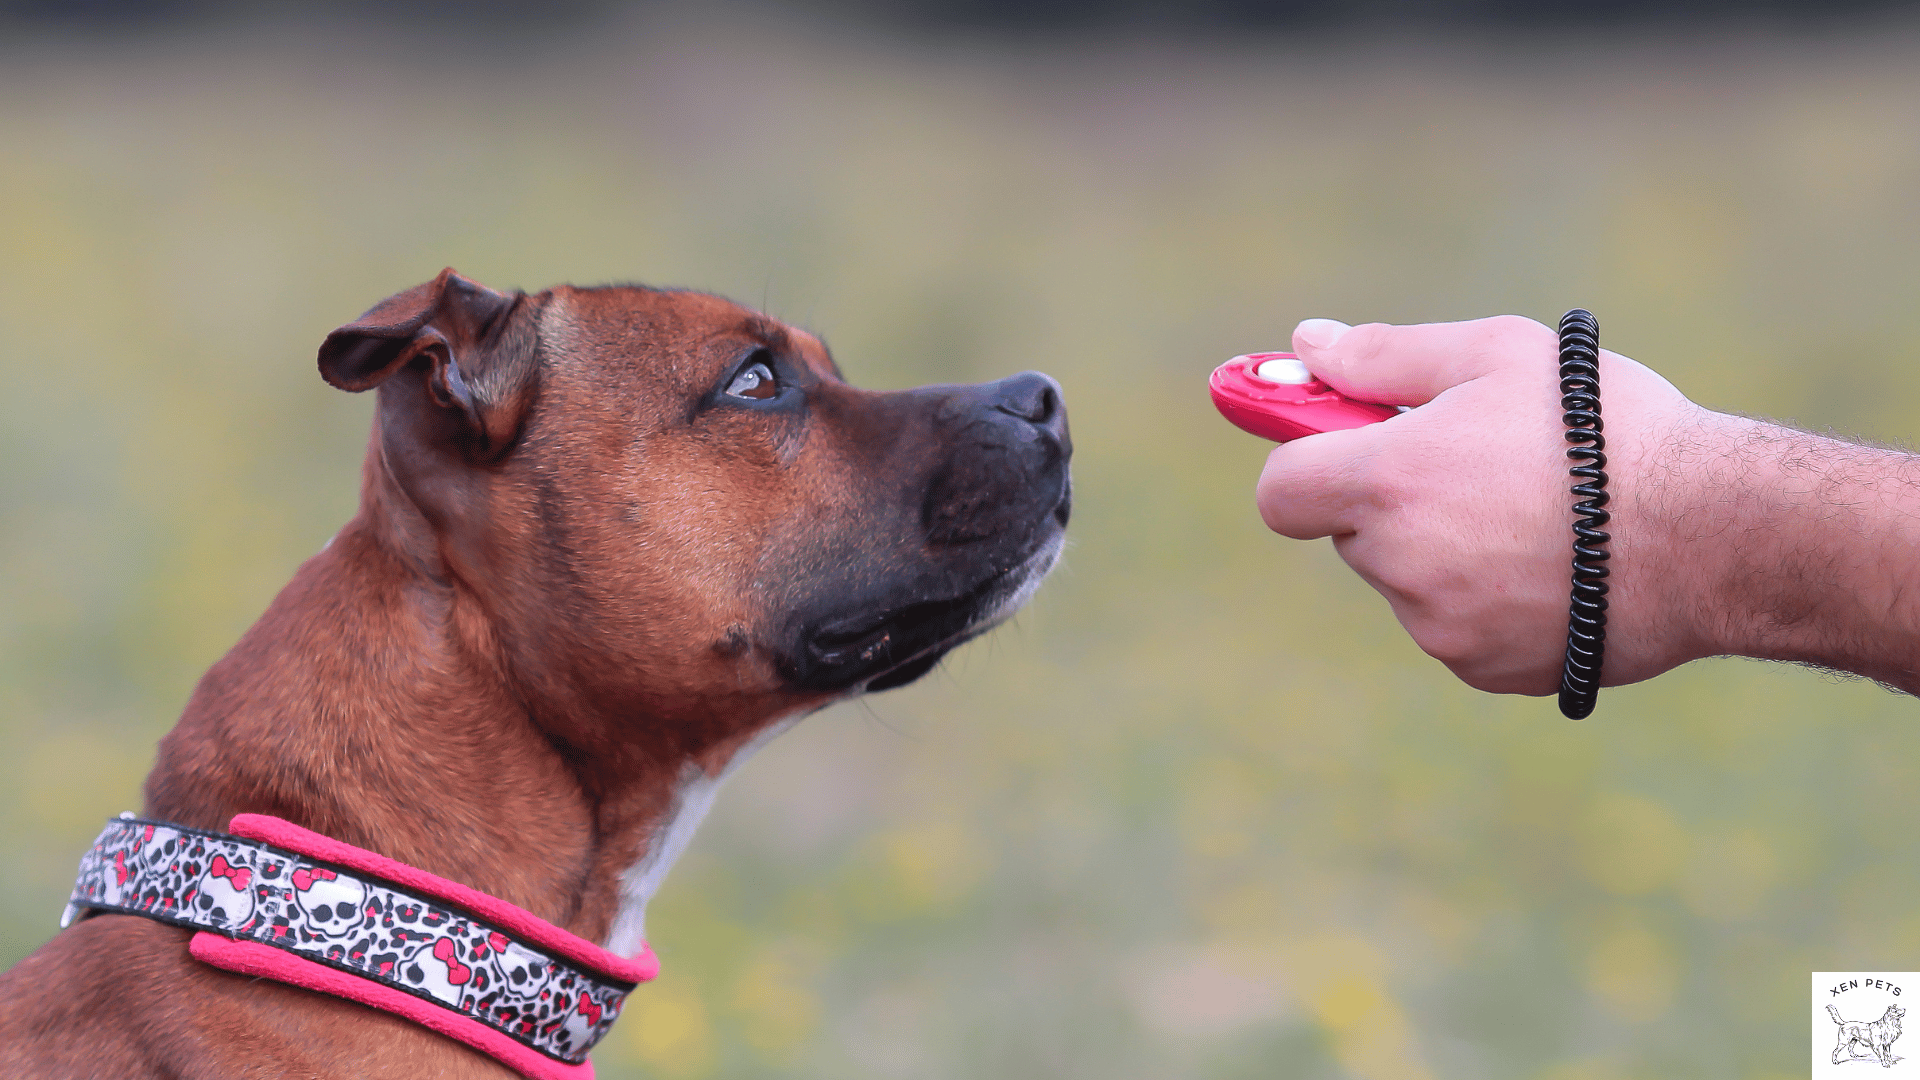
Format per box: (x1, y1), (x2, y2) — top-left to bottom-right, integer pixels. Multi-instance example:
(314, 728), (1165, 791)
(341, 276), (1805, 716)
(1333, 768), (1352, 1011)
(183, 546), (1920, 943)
(1293, 314), (1558, 407)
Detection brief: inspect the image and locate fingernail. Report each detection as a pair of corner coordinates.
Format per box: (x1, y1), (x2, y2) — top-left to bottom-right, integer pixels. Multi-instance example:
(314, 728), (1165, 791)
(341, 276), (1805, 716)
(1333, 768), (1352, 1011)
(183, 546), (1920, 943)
(1294, 319), (1352, 352)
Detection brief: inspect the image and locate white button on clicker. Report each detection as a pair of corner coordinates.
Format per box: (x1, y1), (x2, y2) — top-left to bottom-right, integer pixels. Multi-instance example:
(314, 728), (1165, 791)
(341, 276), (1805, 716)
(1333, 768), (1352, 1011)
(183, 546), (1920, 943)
(1252, 357), (1312, 385)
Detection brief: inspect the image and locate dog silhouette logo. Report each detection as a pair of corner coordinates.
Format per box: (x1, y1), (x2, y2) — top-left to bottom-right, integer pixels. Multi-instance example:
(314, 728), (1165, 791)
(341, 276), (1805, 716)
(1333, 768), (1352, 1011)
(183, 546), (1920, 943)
(1818, 974), (1917, 1073)
(1830, 1003), (1906, 1067)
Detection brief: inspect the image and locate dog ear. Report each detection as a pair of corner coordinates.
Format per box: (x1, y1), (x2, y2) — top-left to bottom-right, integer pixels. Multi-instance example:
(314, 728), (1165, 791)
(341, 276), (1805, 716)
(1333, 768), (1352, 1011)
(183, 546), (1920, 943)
(318, 268), (534, 457)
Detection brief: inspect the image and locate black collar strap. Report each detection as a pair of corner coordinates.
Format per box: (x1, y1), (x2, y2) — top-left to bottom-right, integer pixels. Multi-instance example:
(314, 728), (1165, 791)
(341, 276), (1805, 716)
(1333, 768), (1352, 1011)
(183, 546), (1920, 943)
(64, 814), (657, 1080)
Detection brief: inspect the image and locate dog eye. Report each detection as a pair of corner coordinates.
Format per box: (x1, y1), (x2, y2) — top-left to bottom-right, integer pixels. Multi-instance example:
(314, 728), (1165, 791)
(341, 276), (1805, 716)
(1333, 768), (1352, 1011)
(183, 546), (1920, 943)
(725, 361), (778, 401)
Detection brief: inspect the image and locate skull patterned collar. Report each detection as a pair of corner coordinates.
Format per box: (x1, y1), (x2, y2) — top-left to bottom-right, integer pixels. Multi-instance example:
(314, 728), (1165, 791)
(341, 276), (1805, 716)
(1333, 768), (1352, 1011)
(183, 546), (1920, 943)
(63, 813), (659, 1080)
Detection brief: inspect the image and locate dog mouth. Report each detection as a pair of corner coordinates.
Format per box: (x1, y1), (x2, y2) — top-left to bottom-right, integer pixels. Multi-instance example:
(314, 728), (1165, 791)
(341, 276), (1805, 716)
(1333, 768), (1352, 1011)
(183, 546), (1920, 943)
(791, 534), (1064, 693)
(780, 368), (1071, 696)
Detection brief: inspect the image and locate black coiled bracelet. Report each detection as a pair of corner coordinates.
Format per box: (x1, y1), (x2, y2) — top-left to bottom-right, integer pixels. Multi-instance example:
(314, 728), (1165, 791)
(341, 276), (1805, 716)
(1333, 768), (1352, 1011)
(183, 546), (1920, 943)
(1557, 310), (1609, 719)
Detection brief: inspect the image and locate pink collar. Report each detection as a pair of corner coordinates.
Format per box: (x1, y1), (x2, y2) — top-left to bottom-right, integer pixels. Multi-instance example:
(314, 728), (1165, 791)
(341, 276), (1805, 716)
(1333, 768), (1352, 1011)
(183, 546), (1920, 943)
(64, 813), (658, 1080)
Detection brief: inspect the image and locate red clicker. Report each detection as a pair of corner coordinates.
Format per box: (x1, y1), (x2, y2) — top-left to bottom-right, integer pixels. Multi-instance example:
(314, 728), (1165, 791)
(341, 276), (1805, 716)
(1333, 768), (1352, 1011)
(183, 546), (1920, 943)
(1208, 352), (1399, 443)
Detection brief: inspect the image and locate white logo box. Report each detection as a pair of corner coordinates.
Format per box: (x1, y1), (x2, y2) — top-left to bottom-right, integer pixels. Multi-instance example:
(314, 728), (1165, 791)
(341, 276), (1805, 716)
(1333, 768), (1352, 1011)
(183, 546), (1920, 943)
(1816, 972), (1916, 1073)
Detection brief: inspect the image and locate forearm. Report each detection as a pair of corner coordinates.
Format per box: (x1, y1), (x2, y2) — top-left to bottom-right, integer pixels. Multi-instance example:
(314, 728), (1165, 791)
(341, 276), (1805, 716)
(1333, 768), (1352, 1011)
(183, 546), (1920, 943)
(1662, 412), (1920, 692)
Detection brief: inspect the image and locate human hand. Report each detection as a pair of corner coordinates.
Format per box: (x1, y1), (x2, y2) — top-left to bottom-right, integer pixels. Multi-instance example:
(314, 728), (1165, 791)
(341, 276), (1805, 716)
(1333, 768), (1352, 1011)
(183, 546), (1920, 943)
(1253, 315), (1719, 696)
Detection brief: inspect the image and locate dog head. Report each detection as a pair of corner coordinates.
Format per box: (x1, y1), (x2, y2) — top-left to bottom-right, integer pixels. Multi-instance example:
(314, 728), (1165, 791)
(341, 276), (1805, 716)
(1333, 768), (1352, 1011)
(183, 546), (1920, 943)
(318, 270), (1070, 764)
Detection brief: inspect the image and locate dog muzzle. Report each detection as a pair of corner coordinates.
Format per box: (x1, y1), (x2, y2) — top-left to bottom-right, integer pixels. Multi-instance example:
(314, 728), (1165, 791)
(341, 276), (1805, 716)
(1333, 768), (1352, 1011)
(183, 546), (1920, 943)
(62, 813), (657, 1080)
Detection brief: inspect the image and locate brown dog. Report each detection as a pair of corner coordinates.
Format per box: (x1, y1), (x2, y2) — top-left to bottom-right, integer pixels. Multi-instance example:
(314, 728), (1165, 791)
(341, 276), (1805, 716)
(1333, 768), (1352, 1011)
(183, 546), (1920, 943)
(0, 270), (1071, 1077)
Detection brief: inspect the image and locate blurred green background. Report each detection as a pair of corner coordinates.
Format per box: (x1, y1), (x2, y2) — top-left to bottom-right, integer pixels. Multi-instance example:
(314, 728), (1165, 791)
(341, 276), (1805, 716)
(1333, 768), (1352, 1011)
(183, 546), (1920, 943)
(7, 5), (1920, 1078)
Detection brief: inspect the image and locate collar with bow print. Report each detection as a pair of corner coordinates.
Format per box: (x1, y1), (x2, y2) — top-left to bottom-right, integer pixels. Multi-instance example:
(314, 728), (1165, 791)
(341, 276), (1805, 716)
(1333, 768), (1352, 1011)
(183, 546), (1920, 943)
(64, 813), (658, 1080)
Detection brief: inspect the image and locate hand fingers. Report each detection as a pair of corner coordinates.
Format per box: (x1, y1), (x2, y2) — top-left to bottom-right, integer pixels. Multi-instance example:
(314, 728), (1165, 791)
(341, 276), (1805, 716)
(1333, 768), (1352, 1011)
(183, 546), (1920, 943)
(1293, 314), (1559, 407)
(1254, 424), (1383, 540)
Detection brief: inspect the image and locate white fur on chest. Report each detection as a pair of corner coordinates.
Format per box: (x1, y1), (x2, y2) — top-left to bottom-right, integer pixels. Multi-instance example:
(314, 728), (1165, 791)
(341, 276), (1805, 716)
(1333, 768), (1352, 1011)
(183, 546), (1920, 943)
(602, 713), (802, 957)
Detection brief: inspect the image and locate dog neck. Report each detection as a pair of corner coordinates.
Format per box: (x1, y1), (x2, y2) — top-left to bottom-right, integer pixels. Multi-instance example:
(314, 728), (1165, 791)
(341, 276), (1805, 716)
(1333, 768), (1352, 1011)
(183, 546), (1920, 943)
(602, 713), (802, 955)
(143, 509), (799, 956)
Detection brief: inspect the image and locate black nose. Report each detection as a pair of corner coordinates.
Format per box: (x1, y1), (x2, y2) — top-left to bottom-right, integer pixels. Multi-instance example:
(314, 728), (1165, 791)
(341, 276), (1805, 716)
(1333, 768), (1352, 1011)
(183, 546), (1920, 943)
(990, 371), (1064, 431)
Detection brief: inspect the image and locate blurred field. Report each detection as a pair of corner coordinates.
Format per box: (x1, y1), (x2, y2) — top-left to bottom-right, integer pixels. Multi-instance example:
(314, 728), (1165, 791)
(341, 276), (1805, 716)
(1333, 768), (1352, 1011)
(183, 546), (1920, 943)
(7, 9), (1920, 1078)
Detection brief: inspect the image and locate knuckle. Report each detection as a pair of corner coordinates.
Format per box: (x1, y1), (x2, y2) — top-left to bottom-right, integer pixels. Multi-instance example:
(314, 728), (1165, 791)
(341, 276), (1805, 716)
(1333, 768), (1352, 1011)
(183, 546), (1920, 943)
(1417, 625), (1484, 669)
(1426, 632), (1561, 695)
(1478, 314), (1556, 352)
(1367, 474), (1410, 516)
(1352, 451), (1413, 515)
(1482, 313), (1549, 337)
(1454, 666), (1513, 694)
(1455, 665), (1556, 697)
(1340, 322), (1392, 367)
(1256, 494), (1300, 537)
(1255, 471), (1316, 538)
(1361, 550), (1428, 606)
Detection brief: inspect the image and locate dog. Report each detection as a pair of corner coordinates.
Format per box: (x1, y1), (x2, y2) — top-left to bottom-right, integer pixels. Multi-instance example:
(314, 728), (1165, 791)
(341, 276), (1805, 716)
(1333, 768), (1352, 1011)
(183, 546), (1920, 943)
(0, 269), (1071, 1078)
(1831, 1003), (1906, 1067)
